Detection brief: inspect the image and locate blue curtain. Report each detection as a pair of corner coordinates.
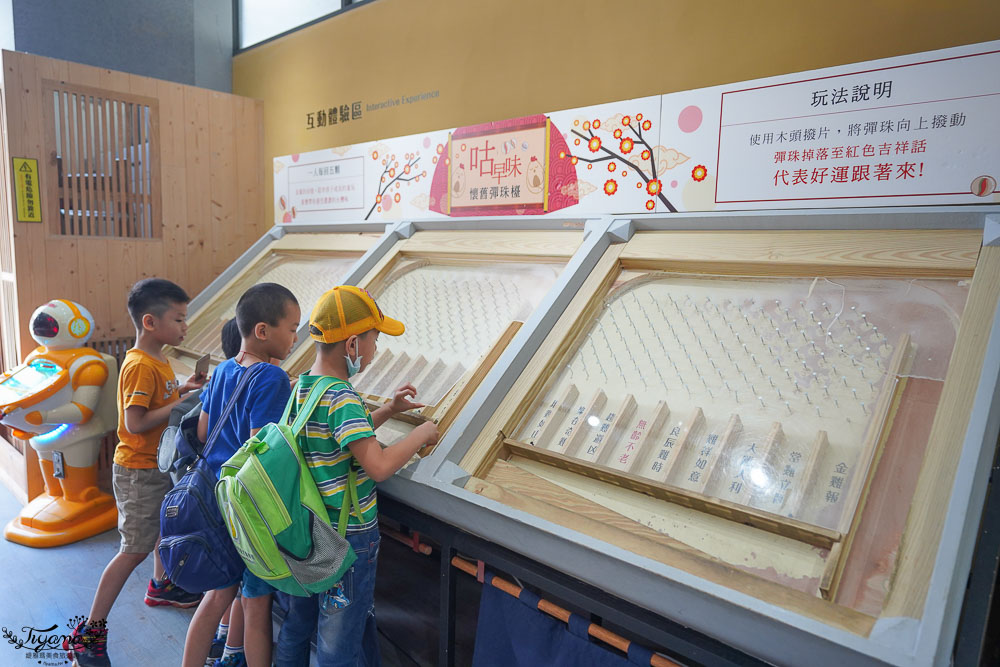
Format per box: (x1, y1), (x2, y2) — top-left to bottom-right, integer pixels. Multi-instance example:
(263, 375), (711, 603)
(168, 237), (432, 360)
(472, 572), (656, 667)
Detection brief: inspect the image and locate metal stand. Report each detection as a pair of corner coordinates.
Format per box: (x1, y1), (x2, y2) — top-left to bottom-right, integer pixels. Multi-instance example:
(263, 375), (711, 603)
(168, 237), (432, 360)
(378, 493), (769, 667)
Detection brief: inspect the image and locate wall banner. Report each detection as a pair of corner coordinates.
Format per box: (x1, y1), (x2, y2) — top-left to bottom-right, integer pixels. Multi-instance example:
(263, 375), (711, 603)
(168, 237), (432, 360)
(273, 40), (999, 224)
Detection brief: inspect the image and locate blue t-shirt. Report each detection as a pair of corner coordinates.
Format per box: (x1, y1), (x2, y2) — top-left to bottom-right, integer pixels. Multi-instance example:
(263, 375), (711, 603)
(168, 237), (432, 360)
(200, 359), (291, 475)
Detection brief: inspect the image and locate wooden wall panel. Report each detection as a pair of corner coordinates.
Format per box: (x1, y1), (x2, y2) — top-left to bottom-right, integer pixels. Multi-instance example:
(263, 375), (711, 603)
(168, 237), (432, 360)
(0, 50), (268, 362)
(0, 51), (268, 502)
(208, 91), (236, 279)
(182, 85), (212, 292)
(158, 79), (187, 277)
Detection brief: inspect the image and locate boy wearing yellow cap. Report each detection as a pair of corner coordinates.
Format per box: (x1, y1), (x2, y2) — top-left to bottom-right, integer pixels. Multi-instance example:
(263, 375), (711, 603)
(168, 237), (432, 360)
(290, 285), (437, 667)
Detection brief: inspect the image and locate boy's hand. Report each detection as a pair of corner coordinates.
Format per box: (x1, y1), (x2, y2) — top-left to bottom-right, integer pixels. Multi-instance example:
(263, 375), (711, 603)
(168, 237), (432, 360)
(180, 372), (208, 395)
(387, 384), (426, 414)
(414, 420), (439, 447)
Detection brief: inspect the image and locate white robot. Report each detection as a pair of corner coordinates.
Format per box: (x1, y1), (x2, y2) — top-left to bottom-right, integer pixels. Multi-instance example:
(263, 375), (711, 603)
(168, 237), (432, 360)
(1, 300), (118, 547)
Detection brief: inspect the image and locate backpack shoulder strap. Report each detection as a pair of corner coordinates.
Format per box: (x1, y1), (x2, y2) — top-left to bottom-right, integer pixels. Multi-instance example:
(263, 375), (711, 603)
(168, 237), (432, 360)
(336, 466), (367, 536)
(202, 363), (267, 459)
(279, 378), (301, 427)
(288, 376), (345, 436)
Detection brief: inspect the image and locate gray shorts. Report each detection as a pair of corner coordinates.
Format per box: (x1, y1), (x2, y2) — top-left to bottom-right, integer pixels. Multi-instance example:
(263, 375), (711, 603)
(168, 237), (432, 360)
(112, 463), (171, 554)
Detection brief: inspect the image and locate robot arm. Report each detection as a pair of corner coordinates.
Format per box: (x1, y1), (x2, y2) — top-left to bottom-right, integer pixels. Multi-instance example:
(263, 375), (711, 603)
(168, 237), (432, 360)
(23, 359), (108, 427)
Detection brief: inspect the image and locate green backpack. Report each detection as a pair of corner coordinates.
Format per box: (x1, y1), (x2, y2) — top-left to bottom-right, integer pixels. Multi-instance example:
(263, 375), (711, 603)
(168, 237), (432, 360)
(215, 376), (363, 596)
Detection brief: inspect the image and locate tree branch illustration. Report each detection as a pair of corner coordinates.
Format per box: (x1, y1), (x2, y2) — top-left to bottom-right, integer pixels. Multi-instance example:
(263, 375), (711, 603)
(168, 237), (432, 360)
(569, 124), (678, 212)
(365, 155), (421, 220)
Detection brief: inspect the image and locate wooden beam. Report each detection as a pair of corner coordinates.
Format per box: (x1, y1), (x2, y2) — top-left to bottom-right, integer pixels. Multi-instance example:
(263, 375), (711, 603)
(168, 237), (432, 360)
(503, 437), (841, 549)
(620, 230), (982, 278)
(885, 246), (1000, 619)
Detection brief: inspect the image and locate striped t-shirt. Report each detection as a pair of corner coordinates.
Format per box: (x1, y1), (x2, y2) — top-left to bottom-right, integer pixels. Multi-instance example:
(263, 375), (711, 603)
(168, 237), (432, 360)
(290, 374), (378, 534)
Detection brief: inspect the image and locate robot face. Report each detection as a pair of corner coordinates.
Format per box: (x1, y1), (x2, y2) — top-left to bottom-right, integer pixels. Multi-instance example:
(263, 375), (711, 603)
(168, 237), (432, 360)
(29, 300), (95, 348)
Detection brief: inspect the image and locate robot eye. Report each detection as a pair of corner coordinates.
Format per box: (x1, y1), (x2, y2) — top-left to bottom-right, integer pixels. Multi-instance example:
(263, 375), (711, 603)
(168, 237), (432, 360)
(32, 312), (59, 338)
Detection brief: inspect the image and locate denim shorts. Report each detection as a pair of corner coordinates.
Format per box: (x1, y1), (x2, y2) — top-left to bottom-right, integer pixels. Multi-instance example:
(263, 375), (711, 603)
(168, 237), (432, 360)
(242, 569), (277, 599)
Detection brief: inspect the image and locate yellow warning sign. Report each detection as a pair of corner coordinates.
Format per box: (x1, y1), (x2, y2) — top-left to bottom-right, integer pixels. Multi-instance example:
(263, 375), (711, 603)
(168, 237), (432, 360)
(13, 157), (41, 223)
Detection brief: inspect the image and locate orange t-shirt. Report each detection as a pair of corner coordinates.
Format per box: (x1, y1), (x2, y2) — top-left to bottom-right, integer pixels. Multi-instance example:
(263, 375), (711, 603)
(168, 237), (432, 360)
(113, 349), (180, 469)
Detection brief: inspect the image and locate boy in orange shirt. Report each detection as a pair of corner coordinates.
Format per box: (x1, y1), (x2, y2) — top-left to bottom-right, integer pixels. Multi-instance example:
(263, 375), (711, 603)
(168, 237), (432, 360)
(68, 278), (206, 667)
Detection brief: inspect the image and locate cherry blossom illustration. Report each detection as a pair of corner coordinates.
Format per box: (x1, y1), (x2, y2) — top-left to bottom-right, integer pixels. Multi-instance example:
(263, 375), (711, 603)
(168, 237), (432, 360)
(560, 113), (699, 212)
(366, 149), (427, 219)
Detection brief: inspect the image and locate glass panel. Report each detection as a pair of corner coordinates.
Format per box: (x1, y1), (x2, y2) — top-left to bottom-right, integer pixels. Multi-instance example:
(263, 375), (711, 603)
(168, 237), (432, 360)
(517, 270), (969, 534)
(349, 259), (562, 407)
(183, 251), (361, 359)
(239, 0), (343, 49)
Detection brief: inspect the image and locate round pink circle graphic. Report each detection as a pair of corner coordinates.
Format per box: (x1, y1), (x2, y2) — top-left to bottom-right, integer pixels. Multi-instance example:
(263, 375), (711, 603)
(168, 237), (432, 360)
(423, 137), (431, 148)
(382, 195), (393, 212)
(670, 180), (678, 188)
(678, 106), (703, 133)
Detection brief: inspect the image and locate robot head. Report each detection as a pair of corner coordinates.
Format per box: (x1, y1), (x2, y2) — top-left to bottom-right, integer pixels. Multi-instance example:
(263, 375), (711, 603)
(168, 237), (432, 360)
(29, 300), (95, 348)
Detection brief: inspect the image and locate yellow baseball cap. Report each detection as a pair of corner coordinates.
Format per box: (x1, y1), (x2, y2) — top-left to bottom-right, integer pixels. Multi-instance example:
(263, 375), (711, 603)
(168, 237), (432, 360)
(309, 285), (404, 343)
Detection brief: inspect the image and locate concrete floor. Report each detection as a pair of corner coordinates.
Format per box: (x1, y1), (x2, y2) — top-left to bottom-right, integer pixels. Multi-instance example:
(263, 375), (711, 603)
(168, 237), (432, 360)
(0, 480), (479, 666)
(0, 480), (194, 665)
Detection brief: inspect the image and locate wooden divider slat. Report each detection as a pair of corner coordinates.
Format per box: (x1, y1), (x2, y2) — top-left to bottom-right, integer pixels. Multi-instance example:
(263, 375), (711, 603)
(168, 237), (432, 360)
(503, 437), (842, 549)
(70, 92), (83, 235)
(125, 100), (138, 237)
(86, 95), (99, 235)
(58, 92), (73, 234)
(77, 92), (92, 235)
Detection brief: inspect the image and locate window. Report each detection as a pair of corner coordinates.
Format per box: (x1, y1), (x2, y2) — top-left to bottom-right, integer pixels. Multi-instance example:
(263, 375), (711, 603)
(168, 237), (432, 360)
(44, 82), (159, 238)
(238, 0), (344, 50)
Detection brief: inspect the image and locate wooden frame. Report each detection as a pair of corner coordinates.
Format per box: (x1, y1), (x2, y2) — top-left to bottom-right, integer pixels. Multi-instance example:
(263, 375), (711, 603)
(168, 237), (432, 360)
(41, 80), (162, 238)
(459, 228), (991, 633)
(284, 230), (582, 439)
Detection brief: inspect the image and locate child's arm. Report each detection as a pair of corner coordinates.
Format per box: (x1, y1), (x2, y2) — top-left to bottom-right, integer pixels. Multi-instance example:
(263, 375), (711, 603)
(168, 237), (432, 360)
(196, 411), (263, 443)
(120, 362), (182, 435)
(371, 383), (425, 430)
(179, 372), (207, 396)
(197, 411), (209, 442)
(123, 400), (180, 434)
(348, 421), (438, 482)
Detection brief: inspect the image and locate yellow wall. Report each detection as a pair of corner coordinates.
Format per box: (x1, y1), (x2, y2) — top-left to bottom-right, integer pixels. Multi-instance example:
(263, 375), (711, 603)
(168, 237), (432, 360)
(233, 0), (1000, 224)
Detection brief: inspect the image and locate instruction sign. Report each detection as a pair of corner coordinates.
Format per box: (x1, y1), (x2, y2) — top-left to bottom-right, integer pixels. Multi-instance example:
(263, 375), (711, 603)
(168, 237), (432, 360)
(13, 158), (41, 223)
(715, 48), (1000, 205)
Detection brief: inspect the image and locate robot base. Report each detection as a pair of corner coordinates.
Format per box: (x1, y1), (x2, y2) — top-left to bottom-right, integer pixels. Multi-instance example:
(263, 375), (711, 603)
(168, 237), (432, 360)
(3, 463), (117, 547)
(4, 495), (117, 547)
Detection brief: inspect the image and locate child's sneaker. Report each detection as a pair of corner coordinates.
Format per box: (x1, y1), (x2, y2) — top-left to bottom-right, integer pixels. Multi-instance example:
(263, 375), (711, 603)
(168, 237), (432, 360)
(213, 650), (247, 667)
(144, 577), (202, 607)
(206, 636), (225, 664)
(64, 620), (110, 667)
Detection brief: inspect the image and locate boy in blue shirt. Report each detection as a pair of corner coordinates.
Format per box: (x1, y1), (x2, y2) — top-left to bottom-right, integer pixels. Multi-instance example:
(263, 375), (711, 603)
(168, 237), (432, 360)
(181, 283), (300, 667)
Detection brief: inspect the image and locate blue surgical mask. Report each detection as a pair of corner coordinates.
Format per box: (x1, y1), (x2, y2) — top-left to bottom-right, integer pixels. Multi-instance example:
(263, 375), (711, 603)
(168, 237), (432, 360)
(345, 349), (363, 378)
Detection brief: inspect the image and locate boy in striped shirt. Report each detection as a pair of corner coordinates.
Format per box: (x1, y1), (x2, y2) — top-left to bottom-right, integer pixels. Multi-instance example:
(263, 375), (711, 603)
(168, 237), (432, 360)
(293, 285), (438, 667)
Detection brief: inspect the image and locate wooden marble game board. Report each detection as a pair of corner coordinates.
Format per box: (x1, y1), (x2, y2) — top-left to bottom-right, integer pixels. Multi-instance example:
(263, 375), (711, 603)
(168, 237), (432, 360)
(514, 271), (967, 539)
(349, 259), (563, 442)
(182, 252), (361, 360)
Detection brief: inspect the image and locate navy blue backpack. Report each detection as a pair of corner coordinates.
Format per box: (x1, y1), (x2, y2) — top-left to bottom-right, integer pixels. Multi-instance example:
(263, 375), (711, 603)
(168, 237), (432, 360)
(159, 364), (264, 593)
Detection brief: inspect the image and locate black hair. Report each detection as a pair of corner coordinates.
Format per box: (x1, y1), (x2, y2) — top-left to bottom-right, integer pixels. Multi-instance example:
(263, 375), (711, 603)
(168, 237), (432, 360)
(235, 283), (298, 338)
(127, 278), (189, 329)
(221, 318), (241, 358)
(314, 340), (340, 355)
